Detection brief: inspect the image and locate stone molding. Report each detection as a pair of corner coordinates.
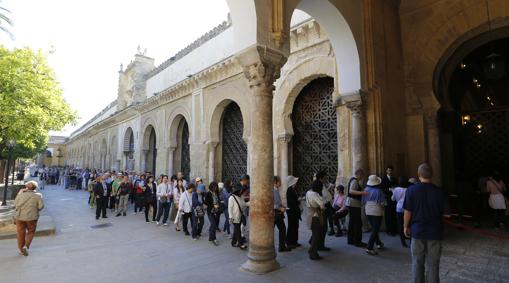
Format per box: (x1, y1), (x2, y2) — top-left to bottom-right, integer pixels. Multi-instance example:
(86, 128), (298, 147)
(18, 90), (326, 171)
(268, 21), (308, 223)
(277, 134), (292, 144)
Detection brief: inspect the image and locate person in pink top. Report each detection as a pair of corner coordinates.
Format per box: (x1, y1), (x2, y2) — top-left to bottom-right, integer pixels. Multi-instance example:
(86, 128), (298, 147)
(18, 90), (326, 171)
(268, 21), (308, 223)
(332, 185), (348, 237)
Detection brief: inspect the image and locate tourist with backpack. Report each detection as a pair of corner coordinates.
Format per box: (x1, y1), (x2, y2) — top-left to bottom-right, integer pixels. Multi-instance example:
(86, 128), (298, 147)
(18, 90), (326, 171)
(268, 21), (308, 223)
(228, 184), (248, 250)
(192, 184), (206, 240)
(116, 175), (130, 217)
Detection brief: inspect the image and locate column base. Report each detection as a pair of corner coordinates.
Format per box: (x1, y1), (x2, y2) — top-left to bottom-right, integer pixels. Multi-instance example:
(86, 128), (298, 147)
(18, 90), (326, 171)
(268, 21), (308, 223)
(241, 258), (280, 275)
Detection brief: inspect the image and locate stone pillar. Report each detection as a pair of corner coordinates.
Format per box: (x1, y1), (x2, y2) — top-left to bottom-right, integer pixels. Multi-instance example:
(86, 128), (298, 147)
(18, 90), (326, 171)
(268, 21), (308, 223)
(346, 94), (368, 173)
(278, 134), (292, 207)
(207, 142), (218, 183)
(141, 150), (148, 172)
(237, 46), (286, 274)
(167, 147), (176, 176)
(424, 110), (442, 185)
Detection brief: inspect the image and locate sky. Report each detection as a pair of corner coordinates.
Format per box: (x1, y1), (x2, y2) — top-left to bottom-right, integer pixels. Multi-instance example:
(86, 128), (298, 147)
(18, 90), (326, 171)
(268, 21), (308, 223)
(0, 0), (230, 136)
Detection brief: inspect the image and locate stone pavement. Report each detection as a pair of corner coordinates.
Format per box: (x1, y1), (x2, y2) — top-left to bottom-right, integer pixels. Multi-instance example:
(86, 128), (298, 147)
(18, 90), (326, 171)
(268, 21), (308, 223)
(0, 183), (508, 283)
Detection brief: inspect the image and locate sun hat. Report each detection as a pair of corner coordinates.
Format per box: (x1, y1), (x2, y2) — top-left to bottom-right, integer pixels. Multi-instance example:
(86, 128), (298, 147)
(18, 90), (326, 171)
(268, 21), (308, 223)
(366, 175), (382, 186)
(287, 176), (299, 188)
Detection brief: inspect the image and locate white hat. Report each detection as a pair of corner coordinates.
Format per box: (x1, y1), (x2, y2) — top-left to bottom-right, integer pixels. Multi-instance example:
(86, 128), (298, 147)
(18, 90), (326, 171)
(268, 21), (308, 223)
(218, 182), (224, 189)
(366, 175), (382, 186)
(287, 175), (299, 188)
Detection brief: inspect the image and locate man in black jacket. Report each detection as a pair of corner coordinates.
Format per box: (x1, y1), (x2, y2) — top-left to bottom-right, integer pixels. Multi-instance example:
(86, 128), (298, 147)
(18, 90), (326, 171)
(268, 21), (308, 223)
(381, 166), (398, 236)
(94, 175), (112, 220)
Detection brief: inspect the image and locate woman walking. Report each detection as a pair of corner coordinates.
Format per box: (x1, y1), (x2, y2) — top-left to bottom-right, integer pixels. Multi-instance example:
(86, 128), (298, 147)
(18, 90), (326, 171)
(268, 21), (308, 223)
(134, 174), (146, 214)
(205, 182), (221, 245)
(192, 184), (206, 240)
(228, 184), (248, 250)
(14, 181), (44, 256)
(178, 183), (195, 236)
(362, 175), (387, 255)
(171, 177), (183, 231)
(144, 176), (158, 223)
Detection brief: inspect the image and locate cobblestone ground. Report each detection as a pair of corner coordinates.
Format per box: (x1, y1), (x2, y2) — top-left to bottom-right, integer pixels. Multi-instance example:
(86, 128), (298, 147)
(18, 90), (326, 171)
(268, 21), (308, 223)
(0, 183), (507, 283)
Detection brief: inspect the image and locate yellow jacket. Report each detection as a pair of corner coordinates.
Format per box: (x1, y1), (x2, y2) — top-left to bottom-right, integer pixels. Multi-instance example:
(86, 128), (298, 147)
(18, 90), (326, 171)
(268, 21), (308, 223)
(14, 190), (44, 221)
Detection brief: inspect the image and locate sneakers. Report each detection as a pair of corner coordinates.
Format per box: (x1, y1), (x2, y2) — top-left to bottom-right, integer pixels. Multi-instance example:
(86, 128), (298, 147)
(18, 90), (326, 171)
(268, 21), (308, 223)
(163, 223), (168, 226)
(376, 243), (385, 250)
(211, 240), (219, 246)
(115, 213), (121, 217)
(366, 249), (378, 255)
(156, 222), (160, 225)
(21, 246), (29, 256)
(133, 212), (137, 215)
(239, 244), (247, 250)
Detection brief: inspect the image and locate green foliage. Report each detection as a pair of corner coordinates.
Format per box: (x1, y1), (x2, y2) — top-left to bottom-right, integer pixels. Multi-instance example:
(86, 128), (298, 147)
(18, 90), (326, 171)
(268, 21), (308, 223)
(0, 46), (77, 159)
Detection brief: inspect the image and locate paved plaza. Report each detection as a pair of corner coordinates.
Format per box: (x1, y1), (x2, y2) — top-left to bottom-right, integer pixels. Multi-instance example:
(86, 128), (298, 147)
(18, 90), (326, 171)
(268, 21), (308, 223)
(0, 183), (508, 283)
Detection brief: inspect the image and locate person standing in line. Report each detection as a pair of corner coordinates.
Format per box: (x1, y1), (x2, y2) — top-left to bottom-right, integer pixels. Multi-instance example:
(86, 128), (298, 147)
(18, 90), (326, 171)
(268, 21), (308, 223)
(381, 166), (399, 236)
(306, 180), (326, 260)
(286, 175), (301, 248)
(116, 175), (130, 217)
(14, 181), (44, 256)
(205, 181), (221, 246)
(228, 184), (248, 250)
(87, 176), (98, 208)
(392, 177), (414, 247)
(486, 171), (507, 228)
(111, 173), (123, 213)
(219, 180), (232, 236)
(314, 171), (331, 251)
(179, 183), (195, 236)
(156, 175), (172, 226)
(38, 167), (47, 190)
(94, 175), (112, 220)
(133, 174), (146, 214)
(192, 184), (206, 240)
(144, 176), (157, 223)
(404, 163), (451, 283)
(363, 175), (387, 255)
(170, 177), (183, 231)
(175, 172), (188, 189)
(273, 176), (291, 252)
(332, 185), (348, 237)
(346, 169), (368, 247)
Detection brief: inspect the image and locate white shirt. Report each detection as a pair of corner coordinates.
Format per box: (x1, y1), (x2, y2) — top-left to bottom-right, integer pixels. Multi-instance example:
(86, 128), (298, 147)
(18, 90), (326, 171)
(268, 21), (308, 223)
(178, 191), (193, 213)
(156, 183), (172, 200)
(228, 194), (247, 224)
(306, 190), (325, 217)
(391, 187), (407, 213)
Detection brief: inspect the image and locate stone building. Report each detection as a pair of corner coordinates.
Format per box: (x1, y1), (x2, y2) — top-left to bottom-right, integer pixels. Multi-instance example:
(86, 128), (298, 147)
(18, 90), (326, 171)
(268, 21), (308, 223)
(36, 135), (67, 167)
(64, 0), (509, 273)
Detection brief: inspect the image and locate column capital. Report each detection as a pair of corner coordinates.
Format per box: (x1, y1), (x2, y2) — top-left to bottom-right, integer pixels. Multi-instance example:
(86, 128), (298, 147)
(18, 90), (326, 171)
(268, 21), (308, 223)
(277, 134), (292, 144)
(236, 45), (287, 93)
(207, 141), (219, 149)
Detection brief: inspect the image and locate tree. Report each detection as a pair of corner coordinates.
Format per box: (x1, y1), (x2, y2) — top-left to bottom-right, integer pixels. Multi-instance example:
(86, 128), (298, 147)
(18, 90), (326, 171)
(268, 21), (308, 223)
(0, 46), (78, 160)
(0, 1), (13, 38)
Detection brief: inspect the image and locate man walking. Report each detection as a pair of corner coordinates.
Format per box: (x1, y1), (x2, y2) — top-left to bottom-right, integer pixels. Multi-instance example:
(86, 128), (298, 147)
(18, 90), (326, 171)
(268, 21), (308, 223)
(404, 163), (450, 283)
(14, 181), (44, 256)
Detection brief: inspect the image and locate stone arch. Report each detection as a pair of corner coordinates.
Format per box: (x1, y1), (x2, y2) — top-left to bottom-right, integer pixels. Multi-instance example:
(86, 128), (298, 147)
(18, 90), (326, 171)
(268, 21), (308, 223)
(209, 98), (250, 143)
(141, 123), (158, 151)
(123, 127), (134, 152)
(291, 0), (361, 94)
(276, 55), (336, 135)
(166, 106), (192, 147)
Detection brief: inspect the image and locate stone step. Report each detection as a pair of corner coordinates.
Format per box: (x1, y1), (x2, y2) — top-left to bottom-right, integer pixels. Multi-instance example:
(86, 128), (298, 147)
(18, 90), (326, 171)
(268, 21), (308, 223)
(0, 215), (56, 240)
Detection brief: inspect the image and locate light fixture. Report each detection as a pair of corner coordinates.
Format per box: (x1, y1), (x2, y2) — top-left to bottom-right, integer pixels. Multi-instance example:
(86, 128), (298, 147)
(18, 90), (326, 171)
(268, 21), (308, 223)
(460, 62), (467, 69)
(473, 78), (478, 83)
(476, 83), (482, 88)
(487, 96), (491, 101)
(462, 115), (471, 125)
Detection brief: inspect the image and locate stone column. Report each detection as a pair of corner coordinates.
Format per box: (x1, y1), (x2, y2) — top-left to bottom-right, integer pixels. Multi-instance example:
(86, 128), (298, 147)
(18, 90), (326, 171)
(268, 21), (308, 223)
(141, 150), (148, 172)
(237, 46), (286, 274)
(167, 147), (176, 175)
(278, 134), (292, 207)
(424, 110), (442, 185)
(207, 142), (218, 183)
(346, 95), (367, 173)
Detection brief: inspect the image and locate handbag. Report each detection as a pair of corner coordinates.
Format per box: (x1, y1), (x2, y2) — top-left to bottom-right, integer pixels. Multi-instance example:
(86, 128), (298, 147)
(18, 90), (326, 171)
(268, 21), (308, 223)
(194, 206), (205, 217)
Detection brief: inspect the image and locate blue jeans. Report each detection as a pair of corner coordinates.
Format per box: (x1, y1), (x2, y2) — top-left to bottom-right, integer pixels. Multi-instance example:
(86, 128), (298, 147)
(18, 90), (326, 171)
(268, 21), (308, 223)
(411, 239), (442, 283)
(223, 209), (230, 234)
(207, 211), (217, 241)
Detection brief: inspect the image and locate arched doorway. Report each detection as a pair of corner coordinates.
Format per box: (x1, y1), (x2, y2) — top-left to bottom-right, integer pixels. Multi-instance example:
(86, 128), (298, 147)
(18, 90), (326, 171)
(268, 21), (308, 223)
(144, 126), (157, 175)
(123, 127), (135, 171)
(221, 102), (247, 185)
(291, 77), (338, 194)
(176, 119), (190, 178)
(436, 31), (509, 221)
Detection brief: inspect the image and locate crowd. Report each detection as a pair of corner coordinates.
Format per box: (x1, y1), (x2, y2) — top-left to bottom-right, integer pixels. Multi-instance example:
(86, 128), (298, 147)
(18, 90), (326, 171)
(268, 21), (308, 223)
(16, 162), (508, 283)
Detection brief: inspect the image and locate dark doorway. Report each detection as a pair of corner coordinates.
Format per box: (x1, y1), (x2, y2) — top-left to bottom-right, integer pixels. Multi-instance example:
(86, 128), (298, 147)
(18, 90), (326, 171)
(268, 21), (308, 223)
(221, 103), (247, 185)
(291, 77), (338, 195)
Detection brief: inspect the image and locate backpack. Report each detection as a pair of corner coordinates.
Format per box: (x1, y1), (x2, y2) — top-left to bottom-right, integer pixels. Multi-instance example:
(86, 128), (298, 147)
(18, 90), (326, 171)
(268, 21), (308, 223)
(119, 183), (129, 196)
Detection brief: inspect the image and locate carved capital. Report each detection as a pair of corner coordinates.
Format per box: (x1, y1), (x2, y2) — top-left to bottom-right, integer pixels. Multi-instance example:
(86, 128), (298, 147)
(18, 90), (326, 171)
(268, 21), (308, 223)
(207, 141), (218, 150)
(346, 101), (364, 118)
(236, 45), (287, 93)
(277, 134), (292, 144)
(423, 110), (438, 129)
